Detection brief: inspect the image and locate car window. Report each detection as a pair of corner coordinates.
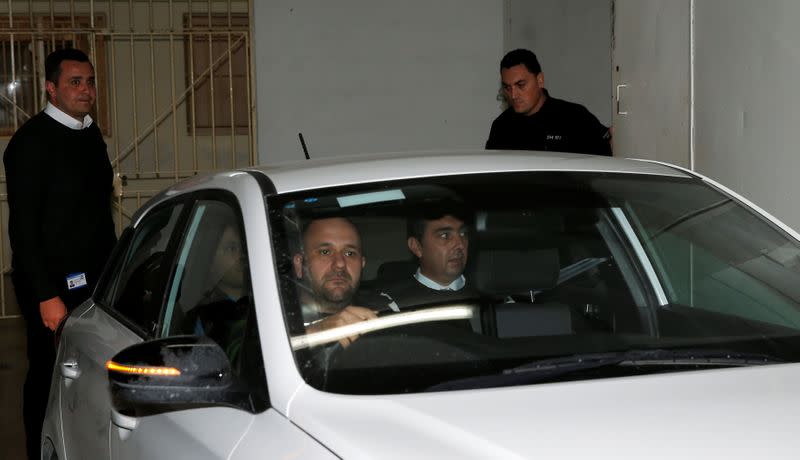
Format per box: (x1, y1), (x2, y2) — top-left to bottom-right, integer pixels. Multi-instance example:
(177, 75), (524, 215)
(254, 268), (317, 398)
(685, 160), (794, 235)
(160, 198), (265, 395)
(268, 171), (800, 395)
(106, 202), (185, 335)
(94, 227), (133, 307)
(618, 181), (800, 329)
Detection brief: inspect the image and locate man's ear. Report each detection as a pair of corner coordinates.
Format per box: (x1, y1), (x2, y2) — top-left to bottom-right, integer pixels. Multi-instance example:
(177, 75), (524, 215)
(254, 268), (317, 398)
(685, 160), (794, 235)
(45, 80), (56, 102)
(407, 237), (422, 258)
(292, 253), (304, 279)
(537, 72), (545, 88)
(361, 256), (366, 269)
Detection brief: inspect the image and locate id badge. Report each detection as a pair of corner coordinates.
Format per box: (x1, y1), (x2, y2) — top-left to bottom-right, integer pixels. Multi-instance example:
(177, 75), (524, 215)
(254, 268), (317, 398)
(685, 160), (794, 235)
(66, 272), (88, 290)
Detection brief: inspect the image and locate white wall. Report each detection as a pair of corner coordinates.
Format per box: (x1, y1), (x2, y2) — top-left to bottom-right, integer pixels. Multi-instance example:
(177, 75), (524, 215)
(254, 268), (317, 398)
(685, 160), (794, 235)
(252, 0), (504, 163)
(694, 0), (800, 228)
(611, 0), (690, 165)
(611, 0), (800, 230)
(504, 0), (612, 126)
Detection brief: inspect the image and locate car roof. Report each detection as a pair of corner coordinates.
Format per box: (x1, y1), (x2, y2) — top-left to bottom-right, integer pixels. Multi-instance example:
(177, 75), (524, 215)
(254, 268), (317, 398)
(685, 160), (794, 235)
(134, 150), (691, 224)
(245, 150), (690, 194)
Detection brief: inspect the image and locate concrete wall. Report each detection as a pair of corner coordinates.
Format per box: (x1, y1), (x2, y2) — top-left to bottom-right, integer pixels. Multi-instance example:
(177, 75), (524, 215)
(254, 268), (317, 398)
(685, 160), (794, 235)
(504, 0), (613, 126)
(693, 0), (800, 229)
(252, 0), (504, 164)
(610, 0), (800, 229)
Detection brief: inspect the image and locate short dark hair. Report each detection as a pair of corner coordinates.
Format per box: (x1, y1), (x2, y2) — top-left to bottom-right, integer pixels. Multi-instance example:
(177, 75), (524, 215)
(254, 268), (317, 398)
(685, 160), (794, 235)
(45, 48), (92, 83)
(500, 48), (542, 75)
(407, 201), (472, 242)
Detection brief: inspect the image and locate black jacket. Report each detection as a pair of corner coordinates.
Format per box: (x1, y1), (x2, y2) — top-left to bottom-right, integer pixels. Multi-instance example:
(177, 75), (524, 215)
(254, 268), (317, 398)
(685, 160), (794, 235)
(486, 90), (612, 156)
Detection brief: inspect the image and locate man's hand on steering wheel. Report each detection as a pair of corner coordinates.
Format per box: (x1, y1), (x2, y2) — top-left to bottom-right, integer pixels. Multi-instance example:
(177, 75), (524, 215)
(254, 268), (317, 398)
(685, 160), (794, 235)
(307, 305), (378, 347)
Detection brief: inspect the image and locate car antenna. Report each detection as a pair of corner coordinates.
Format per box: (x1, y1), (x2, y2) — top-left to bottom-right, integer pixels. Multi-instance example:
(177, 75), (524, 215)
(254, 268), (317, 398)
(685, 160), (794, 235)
(298, 132), (311, 160)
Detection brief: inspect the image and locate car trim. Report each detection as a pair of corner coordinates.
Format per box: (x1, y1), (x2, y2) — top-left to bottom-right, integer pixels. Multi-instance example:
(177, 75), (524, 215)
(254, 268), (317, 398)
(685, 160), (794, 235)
(611, 207), (669, 306)
(245, 169), (278, 196)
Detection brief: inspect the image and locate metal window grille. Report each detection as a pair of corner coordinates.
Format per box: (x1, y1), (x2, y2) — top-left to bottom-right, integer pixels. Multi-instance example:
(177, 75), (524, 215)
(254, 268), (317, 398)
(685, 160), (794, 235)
(0, 0), (254, 319)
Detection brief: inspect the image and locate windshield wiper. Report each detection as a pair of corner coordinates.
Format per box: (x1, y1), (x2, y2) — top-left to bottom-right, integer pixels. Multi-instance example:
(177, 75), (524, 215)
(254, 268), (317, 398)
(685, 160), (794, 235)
(511, 348), (781, 373)
(426, 349), (784, 392)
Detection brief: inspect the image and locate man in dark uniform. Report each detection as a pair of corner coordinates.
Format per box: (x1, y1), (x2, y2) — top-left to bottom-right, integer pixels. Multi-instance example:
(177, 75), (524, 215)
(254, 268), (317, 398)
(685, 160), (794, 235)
(3, 48), (117, 460)
(486, 48), (612, 156)
(381, 204), (476, 310)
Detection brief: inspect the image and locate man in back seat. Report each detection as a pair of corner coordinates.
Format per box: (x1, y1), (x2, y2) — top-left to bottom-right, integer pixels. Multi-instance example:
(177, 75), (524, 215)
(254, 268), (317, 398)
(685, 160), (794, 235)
(380, 203), (476, 310)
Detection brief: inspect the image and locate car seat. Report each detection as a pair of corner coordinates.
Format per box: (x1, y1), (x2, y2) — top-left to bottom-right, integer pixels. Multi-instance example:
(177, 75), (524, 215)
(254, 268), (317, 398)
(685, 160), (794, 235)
(475, 248), (573, 338)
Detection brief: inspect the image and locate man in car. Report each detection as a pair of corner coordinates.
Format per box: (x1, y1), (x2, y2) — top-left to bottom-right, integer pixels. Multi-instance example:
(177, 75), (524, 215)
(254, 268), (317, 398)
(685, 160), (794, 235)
(292, 217), (380, 347)
(380, 203), (476, 309)
(485, 48), (612, 155)
(186, 219), (251, 363)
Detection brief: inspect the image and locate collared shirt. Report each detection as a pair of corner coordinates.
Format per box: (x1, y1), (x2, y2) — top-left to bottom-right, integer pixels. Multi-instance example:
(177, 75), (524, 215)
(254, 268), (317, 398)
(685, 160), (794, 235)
(414, 268), (466, 291)
(44, 102), (94, 130)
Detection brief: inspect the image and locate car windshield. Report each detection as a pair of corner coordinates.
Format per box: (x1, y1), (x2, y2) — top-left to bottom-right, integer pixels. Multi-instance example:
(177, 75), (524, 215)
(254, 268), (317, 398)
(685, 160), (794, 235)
(268, 171), (800, 394)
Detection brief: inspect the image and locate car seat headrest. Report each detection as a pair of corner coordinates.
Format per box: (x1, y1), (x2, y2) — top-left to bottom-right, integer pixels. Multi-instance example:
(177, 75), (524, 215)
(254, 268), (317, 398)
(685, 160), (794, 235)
(475, 248), (560, 295)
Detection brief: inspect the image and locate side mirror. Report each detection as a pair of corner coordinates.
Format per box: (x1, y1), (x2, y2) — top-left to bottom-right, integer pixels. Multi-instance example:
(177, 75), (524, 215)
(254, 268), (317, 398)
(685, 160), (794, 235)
(107, 335), (252, 414)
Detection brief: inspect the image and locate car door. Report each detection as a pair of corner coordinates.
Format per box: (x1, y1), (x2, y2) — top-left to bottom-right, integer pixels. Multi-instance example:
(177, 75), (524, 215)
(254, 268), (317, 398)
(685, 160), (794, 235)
(109, 195), (266, 460)
(57, 201), (187, 460)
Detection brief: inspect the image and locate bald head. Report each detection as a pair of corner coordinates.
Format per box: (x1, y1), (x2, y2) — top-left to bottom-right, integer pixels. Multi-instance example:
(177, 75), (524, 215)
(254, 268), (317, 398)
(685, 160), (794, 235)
(293, 218), (365, 311)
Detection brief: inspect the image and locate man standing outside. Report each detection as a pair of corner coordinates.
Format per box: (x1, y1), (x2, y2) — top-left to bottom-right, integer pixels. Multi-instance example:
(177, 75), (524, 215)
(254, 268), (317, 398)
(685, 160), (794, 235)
(486, 48), (612, 156)
(3, 48), (117, 460)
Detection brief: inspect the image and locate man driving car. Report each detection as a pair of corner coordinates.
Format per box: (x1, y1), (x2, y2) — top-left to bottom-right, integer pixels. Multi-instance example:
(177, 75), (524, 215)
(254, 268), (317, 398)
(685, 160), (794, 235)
(293, 217), (380, 347)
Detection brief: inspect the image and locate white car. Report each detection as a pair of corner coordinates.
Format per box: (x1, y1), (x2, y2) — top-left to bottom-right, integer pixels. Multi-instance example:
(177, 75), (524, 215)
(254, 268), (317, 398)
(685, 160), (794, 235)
(43, 150), (800, 459)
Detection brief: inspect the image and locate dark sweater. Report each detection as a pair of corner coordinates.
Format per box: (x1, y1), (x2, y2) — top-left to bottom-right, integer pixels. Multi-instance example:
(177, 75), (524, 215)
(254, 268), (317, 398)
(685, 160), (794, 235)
(486, 90), (612, 156)
(4, 111), (116, 307)
(381, 275), (478, 310)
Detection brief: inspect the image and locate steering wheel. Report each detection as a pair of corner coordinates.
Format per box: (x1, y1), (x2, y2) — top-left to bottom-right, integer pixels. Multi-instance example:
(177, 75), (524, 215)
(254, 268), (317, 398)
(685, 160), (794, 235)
(326, 319), (480, 370)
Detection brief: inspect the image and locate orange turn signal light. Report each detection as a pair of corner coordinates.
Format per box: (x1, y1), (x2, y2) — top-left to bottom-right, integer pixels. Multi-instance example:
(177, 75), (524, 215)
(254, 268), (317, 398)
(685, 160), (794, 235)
(106, 360), (181, 377)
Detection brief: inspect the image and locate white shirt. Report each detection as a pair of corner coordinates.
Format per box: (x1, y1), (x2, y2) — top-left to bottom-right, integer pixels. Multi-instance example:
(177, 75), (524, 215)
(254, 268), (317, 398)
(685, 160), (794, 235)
(414, 268), (466, 291)
(44, 102), (93, 130)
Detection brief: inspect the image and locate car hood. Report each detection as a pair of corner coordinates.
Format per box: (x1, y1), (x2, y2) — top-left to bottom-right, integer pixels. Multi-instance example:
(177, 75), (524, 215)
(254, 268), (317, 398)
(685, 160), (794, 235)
(287, 363), (800, 459)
